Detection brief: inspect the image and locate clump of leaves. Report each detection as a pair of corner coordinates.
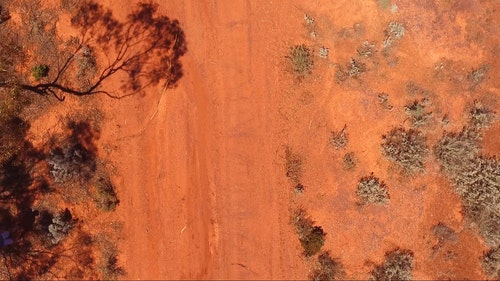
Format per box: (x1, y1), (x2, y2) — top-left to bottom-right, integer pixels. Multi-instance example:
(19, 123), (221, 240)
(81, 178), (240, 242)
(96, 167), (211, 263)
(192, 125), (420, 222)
(285, 146), (303, 185)
(381, 127), (429, 174)
(342, 152), (357, 170)
(31, 64), (49, 80)
(405, 98), (433, 127)
(482, 246), (500, 279)
(356, 173), (390, 205)
(287, 44), (313, 78)
(329, 125), (348, 150)
(370, 248), (414, 281)
(292, 208), (325, 257)
(310, 251), (345, 281)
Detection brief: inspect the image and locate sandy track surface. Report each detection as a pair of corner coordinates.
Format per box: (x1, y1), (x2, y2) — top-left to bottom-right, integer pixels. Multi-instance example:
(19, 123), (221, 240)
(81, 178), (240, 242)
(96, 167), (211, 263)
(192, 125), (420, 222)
(100, 1), (306, 279)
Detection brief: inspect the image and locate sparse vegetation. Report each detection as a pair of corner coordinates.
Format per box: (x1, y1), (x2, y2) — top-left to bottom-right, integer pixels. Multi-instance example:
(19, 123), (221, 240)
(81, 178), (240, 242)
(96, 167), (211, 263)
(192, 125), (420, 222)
(381, 127), (429, 174)
(310, 251), (345, 281)
(482, 246), (500, 280)
(356, 173), (390, 205)
(329, 125), (348, 150)
(370, 248), (414, 281)
(292, 208), (326, 257)
(287, 44), (313, 78)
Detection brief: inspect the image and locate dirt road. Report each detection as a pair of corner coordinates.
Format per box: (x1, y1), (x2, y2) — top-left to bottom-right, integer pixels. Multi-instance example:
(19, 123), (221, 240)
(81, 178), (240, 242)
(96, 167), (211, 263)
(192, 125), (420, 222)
(101, 0), (306, 279)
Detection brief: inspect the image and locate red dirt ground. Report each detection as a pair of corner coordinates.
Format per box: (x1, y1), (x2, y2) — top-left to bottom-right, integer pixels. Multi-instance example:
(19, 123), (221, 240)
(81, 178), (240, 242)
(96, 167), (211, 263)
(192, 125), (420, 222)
(90, 0), (499, 279)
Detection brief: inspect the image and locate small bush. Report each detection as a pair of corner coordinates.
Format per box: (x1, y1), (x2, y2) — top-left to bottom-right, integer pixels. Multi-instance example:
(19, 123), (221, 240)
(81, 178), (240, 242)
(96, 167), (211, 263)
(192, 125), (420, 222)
(468, 64), (489, 90)
(356, 173), (390, 205)
(287, 44), (313, 78)
(310, 251), (345, 281)
(482, 246), (500, 279)
(434, 126), (481, 177)
(100, 241), (125, 280)
(32, 64), (49, 80)
(357, 41), (376, 57)
(94, 175), (119, 211)
(285, 147), (303, 185)
(370, 248), (414, 281)
(292, 208), (325, 257)
(381, 127), (429, 174)
(468, 100), (495, 128)
(342, 152), (357, 170)
(405, 99), (433, 127)
(48, 143), (97, 183)
(329, 125), (348, 150)
(48, 208), (75, 245)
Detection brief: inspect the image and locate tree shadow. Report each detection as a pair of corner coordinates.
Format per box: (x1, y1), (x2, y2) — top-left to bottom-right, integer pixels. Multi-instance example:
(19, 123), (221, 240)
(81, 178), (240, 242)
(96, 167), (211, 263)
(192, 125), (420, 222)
(17, 0), (187, 100)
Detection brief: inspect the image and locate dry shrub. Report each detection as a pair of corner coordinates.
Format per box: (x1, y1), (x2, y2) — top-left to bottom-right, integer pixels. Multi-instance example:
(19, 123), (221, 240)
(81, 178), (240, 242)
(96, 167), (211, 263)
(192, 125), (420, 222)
(287, 44), (313, 78)
(356, 173), (390, 205)
(482, 246), (500, 280)
(93, 173), (119, 211)
(381, 127), (429, 174)
(285, 146), (303, 185)
(310, 251), (345, 281)
(371, 248), (414, 281)
(435, 123), (499, 247)
(292, 208), (325, 257)
(329, 125), (348, 150)
(342, 152), (356, 170)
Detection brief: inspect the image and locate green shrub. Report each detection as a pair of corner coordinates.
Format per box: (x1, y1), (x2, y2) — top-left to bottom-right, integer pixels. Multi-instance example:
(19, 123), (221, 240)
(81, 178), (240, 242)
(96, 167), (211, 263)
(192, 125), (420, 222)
(381, 127), (429, 174)
(310, 251), (345, 281)
(356, 173), (390, 205)
(32, 64), (49, 80)
(292, 208), (325, 257)
(287, 44), (313, 78)
(370, 248), (414, 281)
